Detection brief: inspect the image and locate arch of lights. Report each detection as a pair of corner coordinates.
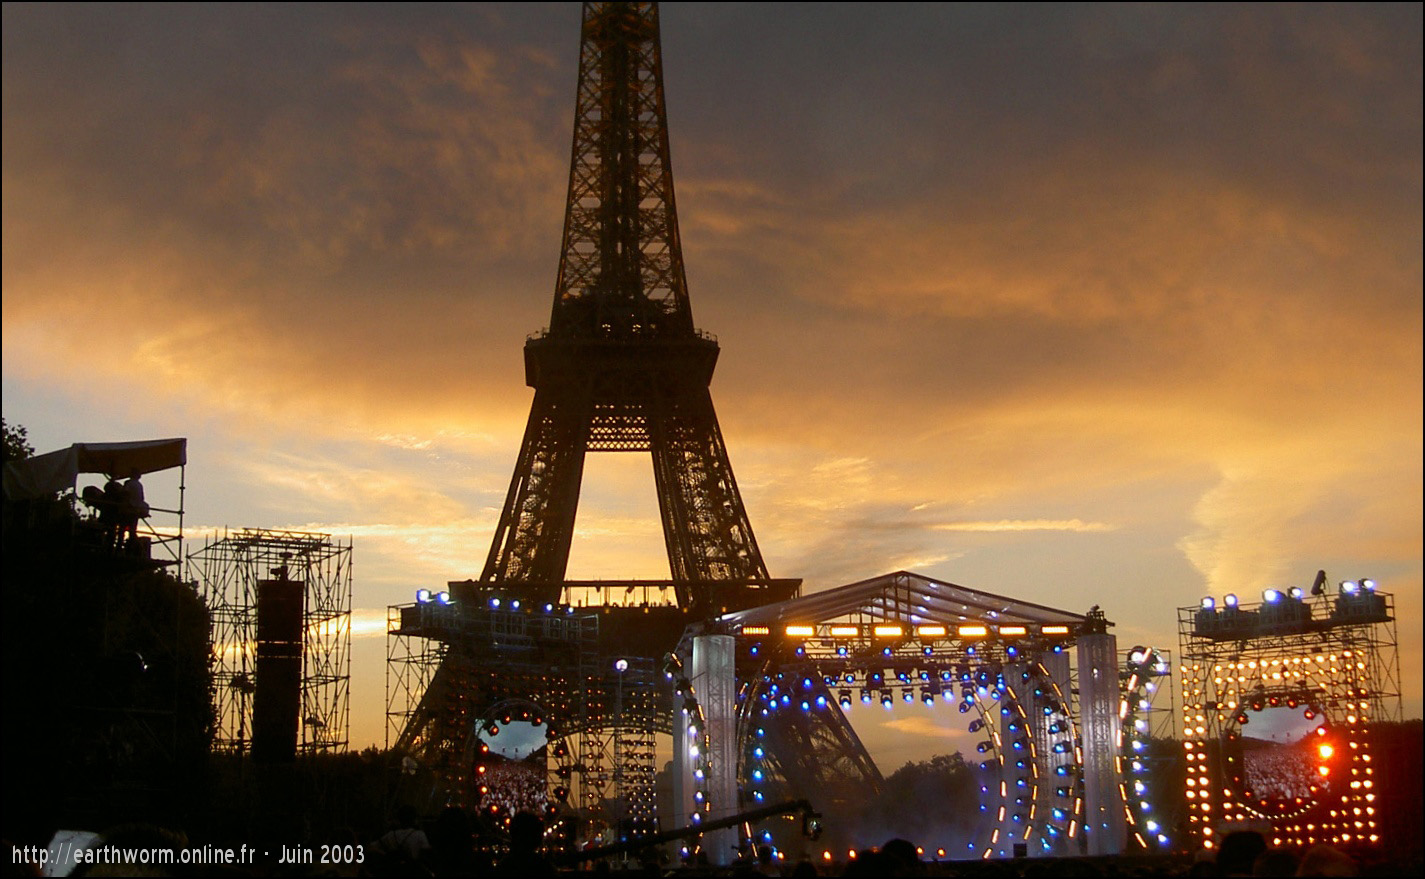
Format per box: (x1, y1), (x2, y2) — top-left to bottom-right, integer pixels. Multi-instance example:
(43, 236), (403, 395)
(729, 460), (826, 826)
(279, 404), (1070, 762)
(1118, 646), (1174, 849)
(732, 620), (1087, 858)
(1178, 580), (1399, 851)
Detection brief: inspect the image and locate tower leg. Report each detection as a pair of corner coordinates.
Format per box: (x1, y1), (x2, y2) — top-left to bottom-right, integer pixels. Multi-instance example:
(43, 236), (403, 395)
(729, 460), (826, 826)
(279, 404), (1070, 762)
(650, 388), (768, 612)
(482, 389), (592, 590)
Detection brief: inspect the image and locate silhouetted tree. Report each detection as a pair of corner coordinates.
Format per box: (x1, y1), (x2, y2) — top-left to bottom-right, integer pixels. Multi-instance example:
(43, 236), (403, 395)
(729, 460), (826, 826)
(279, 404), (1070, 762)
(2, 417), (32, 463)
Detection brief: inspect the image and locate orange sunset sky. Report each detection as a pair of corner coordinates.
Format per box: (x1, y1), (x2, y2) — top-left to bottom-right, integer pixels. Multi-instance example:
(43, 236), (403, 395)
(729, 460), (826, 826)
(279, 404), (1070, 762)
(3, 3), (1420, 759)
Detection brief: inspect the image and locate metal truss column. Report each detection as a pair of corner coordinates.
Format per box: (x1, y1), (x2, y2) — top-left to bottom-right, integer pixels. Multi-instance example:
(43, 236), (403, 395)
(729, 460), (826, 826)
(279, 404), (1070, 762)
(692, 633), (736, 865)
(1077, 631), (1125, 855)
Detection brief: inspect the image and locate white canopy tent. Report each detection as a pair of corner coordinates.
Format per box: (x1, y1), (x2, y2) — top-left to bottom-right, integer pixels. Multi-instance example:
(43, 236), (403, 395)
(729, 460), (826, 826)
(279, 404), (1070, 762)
(3, 438), (186, 500)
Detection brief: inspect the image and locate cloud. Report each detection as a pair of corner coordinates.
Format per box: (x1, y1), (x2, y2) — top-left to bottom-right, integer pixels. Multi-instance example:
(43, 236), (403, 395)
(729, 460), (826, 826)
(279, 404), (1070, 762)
(931, 520), (1115, 533)
(350, 607), (390, 639)
(880, 715), (969, 741)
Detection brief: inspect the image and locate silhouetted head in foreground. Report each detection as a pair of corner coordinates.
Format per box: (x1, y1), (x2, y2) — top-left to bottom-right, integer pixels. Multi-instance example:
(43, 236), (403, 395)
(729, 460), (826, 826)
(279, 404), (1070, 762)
(880, 838), (919, 875)
(508, 811), (543, 854)
(1215, 830), (1267, 876)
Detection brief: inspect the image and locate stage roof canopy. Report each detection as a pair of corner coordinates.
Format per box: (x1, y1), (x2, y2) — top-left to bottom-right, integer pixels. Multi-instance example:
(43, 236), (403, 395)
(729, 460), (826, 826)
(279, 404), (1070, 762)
(720, 570), (1090, 629)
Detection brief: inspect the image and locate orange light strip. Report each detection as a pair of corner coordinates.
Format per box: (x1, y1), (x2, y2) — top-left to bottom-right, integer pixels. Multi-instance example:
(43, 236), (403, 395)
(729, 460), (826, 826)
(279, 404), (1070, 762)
(785, 625), (815, 638)
(742, 626), (770, 636)
(873, 624), (904, 638)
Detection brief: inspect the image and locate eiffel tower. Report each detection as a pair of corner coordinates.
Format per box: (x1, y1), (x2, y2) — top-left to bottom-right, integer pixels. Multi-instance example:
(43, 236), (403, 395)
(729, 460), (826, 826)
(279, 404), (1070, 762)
(478, 0), (797, 618)
(391, 1), (800, 826)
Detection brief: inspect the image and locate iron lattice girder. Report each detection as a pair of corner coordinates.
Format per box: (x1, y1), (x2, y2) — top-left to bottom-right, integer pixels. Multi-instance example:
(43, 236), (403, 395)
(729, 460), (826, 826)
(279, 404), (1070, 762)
(555, 1), (690, 339)
(480, 371), (775, 607)
(392, 608), (669, 805)
(742, 678), (885, 815)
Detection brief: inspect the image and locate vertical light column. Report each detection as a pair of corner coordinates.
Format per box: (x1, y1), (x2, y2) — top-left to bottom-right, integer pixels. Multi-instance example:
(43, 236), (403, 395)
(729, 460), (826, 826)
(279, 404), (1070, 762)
(692, 633), (737, 865)
(1077, 632), (1126, 855)
(1038, 649), (1075, 852)
(999, 661), (1028, 852)
(673, 695), (689, 832)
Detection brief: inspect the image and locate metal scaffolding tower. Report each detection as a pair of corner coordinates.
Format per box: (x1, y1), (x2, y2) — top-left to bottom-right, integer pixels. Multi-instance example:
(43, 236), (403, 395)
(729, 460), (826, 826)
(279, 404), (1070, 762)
(386, 592), (662, 839)
(191, 528), (352, 757)
(1178, 580), (1399, 850)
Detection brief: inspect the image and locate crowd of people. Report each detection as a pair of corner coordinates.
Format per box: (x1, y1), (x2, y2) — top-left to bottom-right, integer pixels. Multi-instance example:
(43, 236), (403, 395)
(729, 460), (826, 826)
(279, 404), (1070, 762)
(1242, 747), (1317, 802)
(480, 762), (549, 817)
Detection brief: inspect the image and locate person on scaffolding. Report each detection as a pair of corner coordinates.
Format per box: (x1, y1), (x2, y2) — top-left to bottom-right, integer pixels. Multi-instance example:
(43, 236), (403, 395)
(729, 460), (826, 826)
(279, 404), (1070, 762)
(98, 475), (127, 550)
(120, 469), (149, 550)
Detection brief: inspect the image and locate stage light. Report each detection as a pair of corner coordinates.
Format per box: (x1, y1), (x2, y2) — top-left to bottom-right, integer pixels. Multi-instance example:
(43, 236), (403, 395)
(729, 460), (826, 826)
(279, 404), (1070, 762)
(1263, 589), (1281, 603)
(416, 589), (432, 603)
(785, 625), (814, 637)
(917, 624), (947, 637)
(1340, 581), (1359, 594)
(489, 597), (501, 608)
(742, 626), (770, 636)
(1224, 594), (1238, 608)
(830, 625), (858, 637)
(436, 592), (451, 604)
(999, 625), (1026, 636)
(1201, 597), (1215, 610)
(510, 599), (520, 609)
(959, 625), (989, 637)
(1361, 579), (1376, 592)
(874, 624), (904, 638)
(614, 659), (628, 672)
(1289, 587), (1303, 599)
(1042, 625), (1070, 635)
